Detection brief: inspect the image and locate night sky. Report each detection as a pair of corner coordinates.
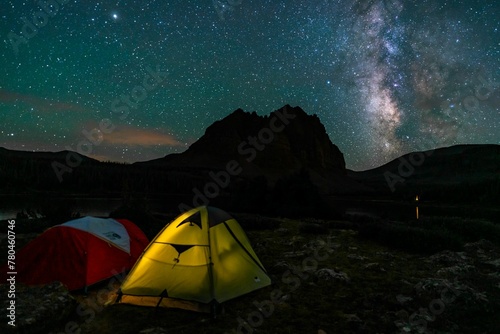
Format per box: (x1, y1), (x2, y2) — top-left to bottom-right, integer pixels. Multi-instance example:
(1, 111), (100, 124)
(1, 0), (498, 170)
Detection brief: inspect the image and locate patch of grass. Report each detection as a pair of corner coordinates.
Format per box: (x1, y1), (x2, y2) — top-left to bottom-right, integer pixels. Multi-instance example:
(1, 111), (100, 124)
(415, 216), (500, 244)
(326, 220), (359, 230)
(358, 221), (464, 254)
(232, 213), (282, 231)
(298, 222), (329, 234)
(356, 215), (500, 254)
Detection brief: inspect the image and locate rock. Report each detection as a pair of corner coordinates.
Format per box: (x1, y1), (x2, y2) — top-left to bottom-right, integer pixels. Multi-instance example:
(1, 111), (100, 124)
(347, 254), (367, 261)
(283, 250), (308, 258)
(464, 239), (496, 253)
(280, 294), (291, 302)
(315, 268), (350, 283)
(304, 218), (326, 225)
(285, 236), (306, 249)
(425, 250), (471, 266)
(396, 295), (413, 305)
(437, 265), (475, 276)
(342, 313), (364, 331)
(393, 321), (412, 333)
(400, 279), (413, 286)
(342, 313), (362, 323)
(327, 242), (341, 250)
(140, 328), (168, 333)
(0, 281), (75, 334)
(414, 277), (489, 306)
(486, 259), (500, 267)
(394, 311), (433, 334)
(488, 272), (500, 279)
(276, 227), (289, 234)
(363, 262), (386, 271)
(394, 309), (409, 320)
(273, 261), (290, 273)
(375, 251), (396, 259)
(414, 278), (456, 297)
(303, 239), (333, 250)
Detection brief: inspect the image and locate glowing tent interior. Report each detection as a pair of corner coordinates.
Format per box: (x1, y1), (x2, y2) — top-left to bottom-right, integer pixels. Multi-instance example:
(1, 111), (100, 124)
(117, 206), (271, 312)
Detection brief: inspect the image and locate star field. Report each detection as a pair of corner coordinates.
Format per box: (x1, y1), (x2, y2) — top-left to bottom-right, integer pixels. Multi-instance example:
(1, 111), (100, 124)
(1, 0), (498, 170)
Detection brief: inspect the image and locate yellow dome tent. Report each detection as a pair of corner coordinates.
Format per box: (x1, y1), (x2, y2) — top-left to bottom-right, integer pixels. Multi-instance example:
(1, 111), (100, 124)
(117, 206), (271, 313)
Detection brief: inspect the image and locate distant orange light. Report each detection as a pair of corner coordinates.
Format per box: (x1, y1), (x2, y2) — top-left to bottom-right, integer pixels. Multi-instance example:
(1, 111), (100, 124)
(415, 195), (419, 219)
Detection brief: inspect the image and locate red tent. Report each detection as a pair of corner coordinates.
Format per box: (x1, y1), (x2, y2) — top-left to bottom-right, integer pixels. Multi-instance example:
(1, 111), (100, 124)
(2, 216), (149, 290)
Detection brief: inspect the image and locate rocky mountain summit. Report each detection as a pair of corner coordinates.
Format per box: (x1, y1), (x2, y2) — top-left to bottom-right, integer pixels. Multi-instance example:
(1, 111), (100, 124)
(144, 105), (346, 183)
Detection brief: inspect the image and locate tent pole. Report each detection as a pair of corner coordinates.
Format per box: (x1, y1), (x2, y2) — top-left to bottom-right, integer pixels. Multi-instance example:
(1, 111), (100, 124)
(115, 289), (122, 303)
(156, 289), (168, 309)
(83, 251), (88, 295)
(206, 208), (216, 318)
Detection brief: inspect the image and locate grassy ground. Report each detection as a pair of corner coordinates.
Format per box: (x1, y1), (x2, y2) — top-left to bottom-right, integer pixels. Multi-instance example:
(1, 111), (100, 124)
(2, 215), (499, 333)
(38, 217), (499, 334)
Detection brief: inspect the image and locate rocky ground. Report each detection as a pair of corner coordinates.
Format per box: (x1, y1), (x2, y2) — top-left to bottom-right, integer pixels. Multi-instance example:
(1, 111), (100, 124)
(0, 282), (75, 334)
(1, 217), (499, 333)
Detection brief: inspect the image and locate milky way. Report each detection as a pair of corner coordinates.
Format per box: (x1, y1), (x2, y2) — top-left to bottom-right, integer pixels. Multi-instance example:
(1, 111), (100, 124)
(351, 0), (404, 164)
(1, 0), (498, 170)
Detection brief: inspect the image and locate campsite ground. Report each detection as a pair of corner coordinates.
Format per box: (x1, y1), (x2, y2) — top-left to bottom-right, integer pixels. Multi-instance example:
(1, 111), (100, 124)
(2, 214), (500, 334)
